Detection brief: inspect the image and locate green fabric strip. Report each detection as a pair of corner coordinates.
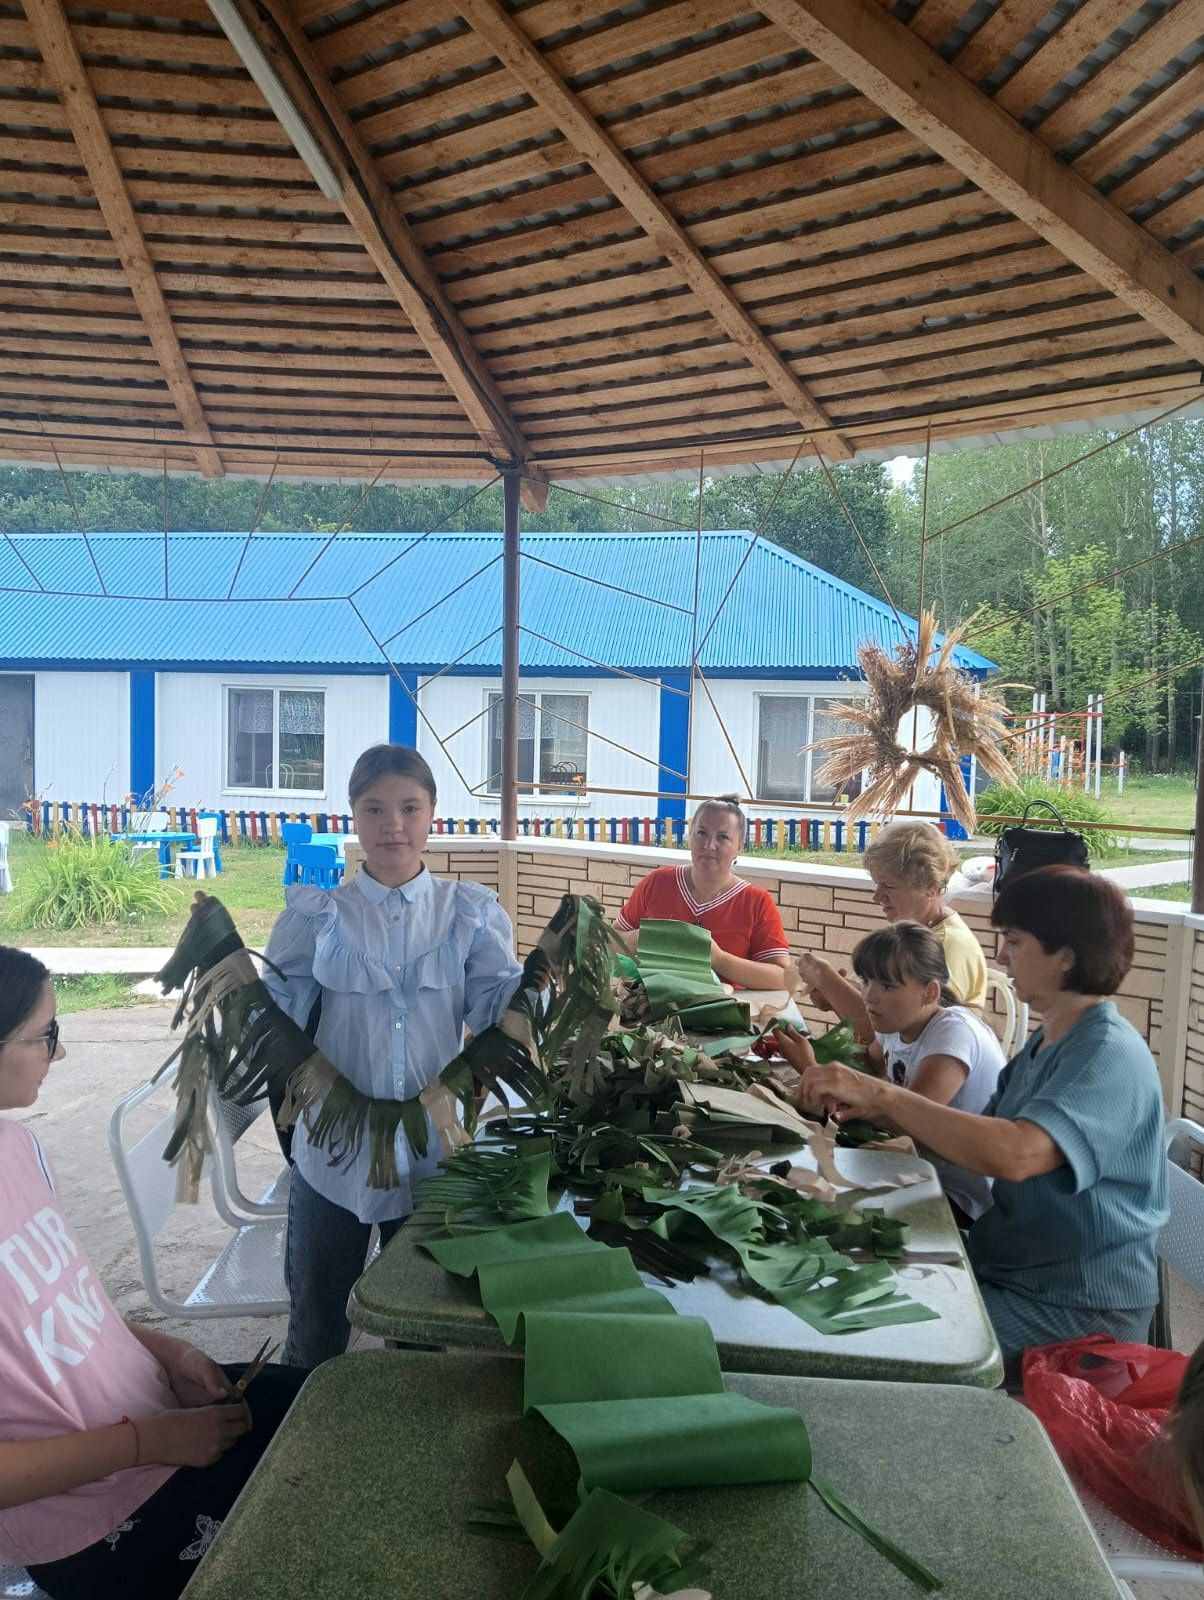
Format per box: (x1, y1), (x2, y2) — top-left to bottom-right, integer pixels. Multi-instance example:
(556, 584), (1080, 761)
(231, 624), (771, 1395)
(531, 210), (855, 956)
(424, 1212), (595, 1277)
(535, 1392), (812, 1492)
(480, 1249), (676, 1344)
(520, 1312), (722, 1409)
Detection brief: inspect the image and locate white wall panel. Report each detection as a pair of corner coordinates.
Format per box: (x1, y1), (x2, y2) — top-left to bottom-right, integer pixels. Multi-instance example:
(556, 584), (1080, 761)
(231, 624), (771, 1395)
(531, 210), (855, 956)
(417, 674), (661, 818)
(690, 678), (859, 816)
(156, 670), (388, 810)
(33, 671), (129, 800)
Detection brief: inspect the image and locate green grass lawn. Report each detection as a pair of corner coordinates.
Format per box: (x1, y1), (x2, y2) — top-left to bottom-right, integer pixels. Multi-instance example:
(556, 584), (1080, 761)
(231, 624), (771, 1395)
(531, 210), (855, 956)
(2, 830), (288, 948)
(1096, 772), (1197, 832)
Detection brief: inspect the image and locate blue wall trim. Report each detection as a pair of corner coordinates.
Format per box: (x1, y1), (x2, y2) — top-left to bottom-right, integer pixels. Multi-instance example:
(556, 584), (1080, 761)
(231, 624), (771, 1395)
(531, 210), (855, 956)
(389, 671), (419, 747)
(657, 670), (691, 823)
(129, 670), (156, 800)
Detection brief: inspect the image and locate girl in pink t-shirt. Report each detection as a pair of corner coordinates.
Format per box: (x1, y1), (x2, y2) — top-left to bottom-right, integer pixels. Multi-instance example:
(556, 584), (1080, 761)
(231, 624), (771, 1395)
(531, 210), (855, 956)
(0, 947), (305, 1598)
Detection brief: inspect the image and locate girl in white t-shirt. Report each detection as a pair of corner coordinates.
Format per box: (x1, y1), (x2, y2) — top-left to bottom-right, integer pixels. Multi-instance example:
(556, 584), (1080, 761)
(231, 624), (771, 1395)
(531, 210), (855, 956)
(0, 946), (305, 1599)
(780, 923), (1005, 1222)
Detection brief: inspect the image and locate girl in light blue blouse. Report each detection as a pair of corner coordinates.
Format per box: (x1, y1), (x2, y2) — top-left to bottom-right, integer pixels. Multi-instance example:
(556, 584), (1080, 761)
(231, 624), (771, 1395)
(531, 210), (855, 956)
(264, 743), (524, 1367)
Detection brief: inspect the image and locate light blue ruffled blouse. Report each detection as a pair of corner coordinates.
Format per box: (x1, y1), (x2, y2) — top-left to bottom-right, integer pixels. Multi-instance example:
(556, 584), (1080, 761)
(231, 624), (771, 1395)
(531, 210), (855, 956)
(263, 866), (523, 1222)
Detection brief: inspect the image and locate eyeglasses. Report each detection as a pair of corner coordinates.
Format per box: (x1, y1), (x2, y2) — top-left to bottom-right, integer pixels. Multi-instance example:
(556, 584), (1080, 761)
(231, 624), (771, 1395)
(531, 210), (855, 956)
(3, 1018), (60, 1057)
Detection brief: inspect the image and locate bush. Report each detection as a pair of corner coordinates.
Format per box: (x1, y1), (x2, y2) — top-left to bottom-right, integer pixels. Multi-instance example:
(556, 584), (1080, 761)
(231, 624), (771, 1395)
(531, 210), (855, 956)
(975, 776), (1118, 859)
(11, 831), (178, 929)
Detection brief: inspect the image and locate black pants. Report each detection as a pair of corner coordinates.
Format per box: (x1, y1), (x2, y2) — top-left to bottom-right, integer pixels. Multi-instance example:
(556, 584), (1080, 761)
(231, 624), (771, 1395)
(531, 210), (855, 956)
(28, 1364), (307, 1600)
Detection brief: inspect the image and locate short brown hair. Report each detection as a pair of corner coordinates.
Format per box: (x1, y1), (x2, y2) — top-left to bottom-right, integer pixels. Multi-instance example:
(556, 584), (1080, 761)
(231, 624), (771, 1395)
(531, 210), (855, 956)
(991, 865), (1133, 995)
(863, 821), (960, 893)
(691, 795), (746, 842)
(348, 743), (437, 809)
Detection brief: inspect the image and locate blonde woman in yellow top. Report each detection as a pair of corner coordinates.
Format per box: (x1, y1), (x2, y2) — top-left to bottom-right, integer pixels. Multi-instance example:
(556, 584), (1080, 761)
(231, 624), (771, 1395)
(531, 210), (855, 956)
(800, 821), (988, 1039)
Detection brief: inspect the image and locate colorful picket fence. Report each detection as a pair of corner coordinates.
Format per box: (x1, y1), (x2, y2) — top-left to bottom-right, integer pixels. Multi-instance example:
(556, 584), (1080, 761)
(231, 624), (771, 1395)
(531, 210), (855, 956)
(23, 801), (878, 854)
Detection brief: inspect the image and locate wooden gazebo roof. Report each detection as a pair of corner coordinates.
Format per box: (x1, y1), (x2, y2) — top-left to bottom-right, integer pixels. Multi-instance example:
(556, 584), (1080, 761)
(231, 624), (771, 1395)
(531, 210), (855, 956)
(2, 0), (1202, 500)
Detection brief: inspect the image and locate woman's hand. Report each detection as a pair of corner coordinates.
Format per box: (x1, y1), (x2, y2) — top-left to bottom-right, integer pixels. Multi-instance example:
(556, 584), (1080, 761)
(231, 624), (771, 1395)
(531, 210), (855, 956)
(140, 1402), (250, 1469)
(159, 1340), (232, 1407)
(798, 1060), (883, 1122)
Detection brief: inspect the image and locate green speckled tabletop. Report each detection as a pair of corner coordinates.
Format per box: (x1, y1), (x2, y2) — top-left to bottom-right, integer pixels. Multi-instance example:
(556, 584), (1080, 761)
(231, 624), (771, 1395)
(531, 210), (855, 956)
(183, 1351), (1118, 1600)
(349, 1145), (1004, 1387)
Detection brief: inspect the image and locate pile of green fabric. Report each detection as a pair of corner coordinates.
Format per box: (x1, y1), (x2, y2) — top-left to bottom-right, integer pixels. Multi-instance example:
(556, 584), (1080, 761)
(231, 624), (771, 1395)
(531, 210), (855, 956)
(421, 1149), (941, 1598)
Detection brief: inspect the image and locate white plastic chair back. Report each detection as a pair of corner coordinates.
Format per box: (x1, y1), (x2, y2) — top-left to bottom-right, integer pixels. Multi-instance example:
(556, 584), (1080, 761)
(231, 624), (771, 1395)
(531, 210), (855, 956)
(1160, 1118), (1204, 1296)
(0, 1563), (48, 1597)
(109, 1079), (288, 1319)
(175, 815), (219, 879)
(983, 968), (1029, 1059)
(1071, 1117), (1204, 1591)
(205, 1082), (290, 1224)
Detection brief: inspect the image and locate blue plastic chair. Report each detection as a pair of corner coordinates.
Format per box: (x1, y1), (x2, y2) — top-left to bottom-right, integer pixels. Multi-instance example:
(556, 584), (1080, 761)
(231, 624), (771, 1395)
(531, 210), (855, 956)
(281, 820), (314, 886)
(293, 842), (340, 890)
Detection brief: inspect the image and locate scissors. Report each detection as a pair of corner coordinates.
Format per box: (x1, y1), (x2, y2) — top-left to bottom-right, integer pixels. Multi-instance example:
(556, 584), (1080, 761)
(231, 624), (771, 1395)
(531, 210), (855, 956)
(229, 1337), (279, 1401)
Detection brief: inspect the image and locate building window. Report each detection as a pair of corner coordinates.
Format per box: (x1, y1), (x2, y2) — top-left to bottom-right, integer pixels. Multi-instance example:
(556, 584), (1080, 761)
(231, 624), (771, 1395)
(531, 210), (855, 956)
(226, 686), (325, 792)
(756, 694), (857, 804)
(486, 692), (588, 795)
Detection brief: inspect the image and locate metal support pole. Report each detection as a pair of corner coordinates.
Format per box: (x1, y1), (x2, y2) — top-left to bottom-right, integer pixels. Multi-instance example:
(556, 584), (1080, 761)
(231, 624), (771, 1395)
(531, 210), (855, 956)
(1193, 670), (1204, 915)
(500, 467), (521, 842)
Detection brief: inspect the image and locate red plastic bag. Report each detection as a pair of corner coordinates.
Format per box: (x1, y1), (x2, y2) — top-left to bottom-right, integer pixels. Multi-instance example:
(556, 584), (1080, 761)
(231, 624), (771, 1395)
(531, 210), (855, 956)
(1023, 1334), (1202, 1557)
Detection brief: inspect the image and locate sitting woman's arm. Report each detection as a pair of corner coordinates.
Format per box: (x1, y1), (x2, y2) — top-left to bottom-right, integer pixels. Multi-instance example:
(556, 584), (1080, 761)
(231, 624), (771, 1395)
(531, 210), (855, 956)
(709, 944), (790, 990)
(0, 1406), (251, 1510)
(794, 1052), (1063, 1182)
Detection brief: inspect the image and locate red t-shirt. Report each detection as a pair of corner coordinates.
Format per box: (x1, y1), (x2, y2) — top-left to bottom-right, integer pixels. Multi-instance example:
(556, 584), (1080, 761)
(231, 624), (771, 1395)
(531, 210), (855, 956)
(615, 866), (790, 966)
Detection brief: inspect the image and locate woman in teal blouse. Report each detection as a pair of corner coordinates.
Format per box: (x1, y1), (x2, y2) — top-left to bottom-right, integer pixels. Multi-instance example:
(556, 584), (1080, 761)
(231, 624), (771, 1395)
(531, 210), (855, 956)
(778, 866), (1168, 1369)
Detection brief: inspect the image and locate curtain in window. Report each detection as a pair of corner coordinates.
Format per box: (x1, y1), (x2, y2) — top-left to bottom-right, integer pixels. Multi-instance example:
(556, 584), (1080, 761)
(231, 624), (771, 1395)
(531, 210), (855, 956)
(757, 696), (810, 803)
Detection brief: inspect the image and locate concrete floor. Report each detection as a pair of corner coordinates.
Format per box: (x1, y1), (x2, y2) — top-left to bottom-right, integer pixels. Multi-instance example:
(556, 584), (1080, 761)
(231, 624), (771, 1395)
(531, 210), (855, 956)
(10, 1001), (1204, 1597)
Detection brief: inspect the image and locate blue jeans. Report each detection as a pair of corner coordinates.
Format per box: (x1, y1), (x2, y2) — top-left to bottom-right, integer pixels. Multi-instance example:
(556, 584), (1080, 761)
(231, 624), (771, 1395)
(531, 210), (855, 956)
(282, 1167), (406, 1367)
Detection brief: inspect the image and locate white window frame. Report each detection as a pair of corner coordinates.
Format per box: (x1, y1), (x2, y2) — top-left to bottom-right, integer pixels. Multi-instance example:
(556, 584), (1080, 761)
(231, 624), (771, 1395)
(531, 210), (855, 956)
(754, 691), (857, 804)
(483, 689), (590, 799)
(223, 682), (327, 798)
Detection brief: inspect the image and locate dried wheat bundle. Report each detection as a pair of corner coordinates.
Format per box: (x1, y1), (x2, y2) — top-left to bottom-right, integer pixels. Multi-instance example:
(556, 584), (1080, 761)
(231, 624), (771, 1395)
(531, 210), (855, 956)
(807, 611), (1017, 832)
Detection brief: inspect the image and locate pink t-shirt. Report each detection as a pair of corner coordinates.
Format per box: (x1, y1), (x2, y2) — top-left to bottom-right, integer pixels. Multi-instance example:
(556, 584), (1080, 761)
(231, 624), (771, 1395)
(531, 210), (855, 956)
(0, 1120), (179, 1567)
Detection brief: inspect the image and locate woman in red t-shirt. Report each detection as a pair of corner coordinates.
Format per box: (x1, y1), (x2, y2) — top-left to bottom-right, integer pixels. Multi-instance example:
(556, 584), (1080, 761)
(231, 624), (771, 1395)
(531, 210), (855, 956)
(615, 797), (791, 990)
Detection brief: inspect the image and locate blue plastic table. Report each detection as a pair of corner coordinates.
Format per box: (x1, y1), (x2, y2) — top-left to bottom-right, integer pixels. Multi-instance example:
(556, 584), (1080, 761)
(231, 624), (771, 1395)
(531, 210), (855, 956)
(112, 831), (196, 878)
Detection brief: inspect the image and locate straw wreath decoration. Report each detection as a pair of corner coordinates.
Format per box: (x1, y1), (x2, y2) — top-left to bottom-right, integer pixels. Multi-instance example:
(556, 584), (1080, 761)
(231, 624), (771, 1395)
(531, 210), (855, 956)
(807, 610), (1017, 833)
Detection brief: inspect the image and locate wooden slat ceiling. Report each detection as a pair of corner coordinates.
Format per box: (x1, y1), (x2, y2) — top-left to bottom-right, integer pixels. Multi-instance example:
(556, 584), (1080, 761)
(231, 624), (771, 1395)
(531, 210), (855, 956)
(0, 0), (1201, 490)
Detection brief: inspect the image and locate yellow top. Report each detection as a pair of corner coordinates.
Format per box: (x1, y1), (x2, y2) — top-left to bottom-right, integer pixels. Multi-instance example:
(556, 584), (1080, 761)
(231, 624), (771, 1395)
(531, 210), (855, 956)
(932, 910), (988, 1011)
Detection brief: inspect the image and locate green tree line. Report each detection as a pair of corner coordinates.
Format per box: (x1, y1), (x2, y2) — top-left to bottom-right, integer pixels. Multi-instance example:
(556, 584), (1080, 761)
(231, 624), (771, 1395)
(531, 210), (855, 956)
(2, 416), (1201, 769)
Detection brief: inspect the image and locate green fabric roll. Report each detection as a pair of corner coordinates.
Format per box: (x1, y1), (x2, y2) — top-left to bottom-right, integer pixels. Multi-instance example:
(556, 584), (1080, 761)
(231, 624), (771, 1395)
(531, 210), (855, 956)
(535, 1392), (812, 1492)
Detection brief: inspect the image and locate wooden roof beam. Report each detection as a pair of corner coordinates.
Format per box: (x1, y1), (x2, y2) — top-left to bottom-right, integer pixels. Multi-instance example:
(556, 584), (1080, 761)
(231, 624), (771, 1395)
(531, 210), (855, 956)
(222, 0), (548, 509)
(456, 0), (854, 463)
(759, 0), (1204, 369)
(21, 0), (224, 478)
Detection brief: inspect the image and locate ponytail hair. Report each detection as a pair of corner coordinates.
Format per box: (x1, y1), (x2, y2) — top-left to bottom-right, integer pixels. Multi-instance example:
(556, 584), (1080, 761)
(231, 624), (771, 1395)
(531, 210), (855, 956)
(851, 923), (958, 1007)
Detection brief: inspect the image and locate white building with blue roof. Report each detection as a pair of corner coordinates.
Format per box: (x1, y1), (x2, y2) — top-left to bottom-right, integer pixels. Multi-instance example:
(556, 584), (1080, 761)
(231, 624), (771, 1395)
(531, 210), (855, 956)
(0, 530), (994, 822)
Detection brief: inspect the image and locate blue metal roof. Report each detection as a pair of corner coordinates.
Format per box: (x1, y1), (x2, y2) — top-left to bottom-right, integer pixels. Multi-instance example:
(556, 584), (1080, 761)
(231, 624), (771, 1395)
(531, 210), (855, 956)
(0, 531), (996, 675)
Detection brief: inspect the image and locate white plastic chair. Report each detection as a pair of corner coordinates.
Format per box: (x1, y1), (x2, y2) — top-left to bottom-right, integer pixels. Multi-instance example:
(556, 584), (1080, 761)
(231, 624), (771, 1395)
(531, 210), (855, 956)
(0, 1565), (47, 1598)
(205, 1082), (291, 1224)
(129, 809), (170, 865)
(109, 1079), (288, 1319)
(1070, 1116), (1204, 1595)
(983, 967), (1030, 1059)
(0, 820), (12, 894)
(175, 815), (219, 879)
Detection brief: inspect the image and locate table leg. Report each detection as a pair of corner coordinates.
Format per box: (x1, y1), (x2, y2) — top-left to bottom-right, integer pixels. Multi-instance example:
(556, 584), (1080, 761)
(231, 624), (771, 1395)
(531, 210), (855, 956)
(159, 841), (172, 879)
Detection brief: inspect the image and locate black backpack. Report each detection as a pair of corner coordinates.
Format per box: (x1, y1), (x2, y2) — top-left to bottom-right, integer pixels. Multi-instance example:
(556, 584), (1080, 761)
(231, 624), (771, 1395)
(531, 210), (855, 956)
(994, 799), (1090, 895)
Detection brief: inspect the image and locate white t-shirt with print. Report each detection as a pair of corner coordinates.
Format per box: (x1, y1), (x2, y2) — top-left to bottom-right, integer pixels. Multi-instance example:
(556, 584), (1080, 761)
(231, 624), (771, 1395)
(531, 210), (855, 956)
(876, 1007), (1005, 1221)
